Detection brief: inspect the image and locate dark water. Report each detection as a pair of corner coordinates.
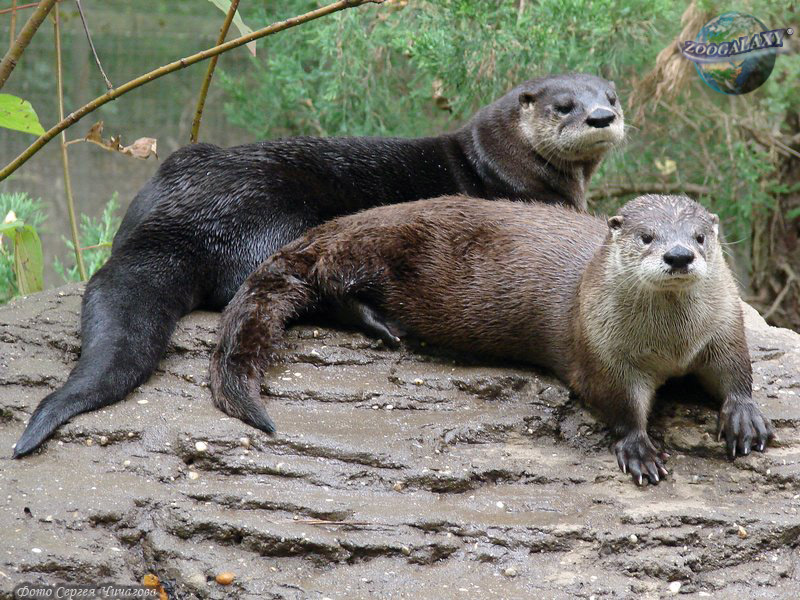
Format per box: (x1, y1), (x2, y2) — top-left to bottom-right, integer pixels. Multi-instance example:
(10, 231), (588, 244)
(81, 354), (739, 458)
(0, 2), (255, 287)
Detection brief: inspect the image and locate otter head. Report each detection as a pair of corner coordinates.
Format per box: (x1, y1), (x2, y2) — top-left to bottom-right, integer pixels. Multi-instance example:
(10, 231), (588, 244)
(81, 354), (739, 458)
(607, 195), (720, 291)
(517, 74), (625, 163)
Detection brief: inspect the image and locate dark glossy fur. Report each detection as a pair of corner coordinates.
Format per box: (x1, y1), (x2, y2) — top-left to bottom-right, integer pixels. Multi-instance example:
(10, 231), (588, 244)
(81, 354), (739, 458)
(13, 74), (624, 457)
(210, 196), (773, 485)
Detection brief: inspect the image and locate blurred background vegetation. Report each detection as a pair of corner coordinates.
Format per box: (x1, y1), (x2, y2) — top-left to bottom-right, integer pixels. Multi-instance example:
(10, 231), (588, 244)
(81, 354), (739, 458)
(0, 0), (798, 328)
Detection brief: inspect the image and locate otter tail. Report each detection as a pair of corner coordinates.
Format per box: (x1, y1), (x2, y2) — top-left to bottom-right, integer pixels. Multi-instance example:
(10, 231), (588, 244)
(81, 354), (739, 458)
(13, 255), (197, 458)
(210, 259), (315, 434)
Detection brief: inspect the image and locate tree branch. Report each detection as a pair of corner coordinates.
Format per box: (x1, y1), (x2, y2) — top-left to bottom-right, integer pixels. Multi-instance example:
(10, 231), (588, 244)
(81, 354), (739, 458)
(0, 0), (57, 90)
(0, 0), (384, 181)
(190, 0), (239, 143)
(589, 182), (712, 201)
(54, 3), (87, 280)
(8, 0), (18, 49)
(75, 0), (113, 90)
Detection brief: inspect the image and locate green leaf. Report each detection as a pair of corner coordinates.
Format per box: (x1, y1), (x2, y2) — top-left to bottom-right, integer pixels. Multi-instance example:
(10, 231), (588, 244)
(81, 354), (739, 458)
(207, 0), (257, 56)
(13, 224), (43, 294)
(0, 219), (25, 237)
(0, 93), (46, 136)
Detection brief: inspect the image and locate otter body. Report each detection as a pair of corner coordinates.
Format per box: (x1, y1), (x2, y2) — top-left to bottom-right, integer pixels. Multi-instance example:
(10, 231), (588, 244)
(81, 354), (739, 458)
(210, 195), (773, 485)
(14, 74), (624, 457)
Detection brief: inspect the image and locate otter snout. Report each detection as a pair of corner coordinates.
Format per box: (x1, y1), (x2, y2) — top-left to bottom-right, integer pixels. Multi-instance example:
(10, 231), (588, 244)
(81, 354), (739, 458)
(586, 107), (616, 128)
(663, 245), (695, 271)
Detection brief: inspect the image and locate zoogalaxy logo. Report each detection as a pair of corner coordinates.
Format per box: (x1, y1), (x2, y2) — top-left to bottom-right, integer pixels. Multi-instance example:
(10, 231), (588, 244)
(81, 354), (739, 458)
(680, 12), (794, 95)
(682, 27), (792, 63)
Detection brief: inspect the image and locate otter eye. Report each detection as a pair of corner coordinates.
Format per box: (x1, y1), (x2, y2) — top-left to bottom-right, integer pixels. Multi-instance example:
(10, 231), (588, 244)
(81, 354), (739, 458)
(607, 91), (617, 106)
(640, 233), (653, 245)
(554, 103), (574, 115)
(696, 233), (705, 244)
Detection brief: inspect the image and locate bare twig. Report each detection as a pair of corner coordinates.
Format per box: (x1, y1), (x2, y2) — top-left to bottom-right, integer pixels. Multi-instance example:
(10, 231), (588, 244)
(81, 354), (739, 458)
(0, 0), (39, 16)
(74, 0), (112, 90)
(190, 0), (239, 143)
(79, 242), (111, 251)
(589, 182), (712, 200)
(0, 0), (57, 89)
(54, 3), (87, 281)
(8, 0), (18, 49)
(0, 0), (385, 180)
(762, 263), (798, 321)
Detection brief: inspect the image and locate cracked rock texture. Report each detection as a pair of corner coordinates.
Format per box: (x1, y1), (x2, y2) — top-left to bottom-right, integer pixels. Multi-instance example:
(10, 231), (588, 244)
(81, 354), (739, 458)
(1, 284), (799, 599)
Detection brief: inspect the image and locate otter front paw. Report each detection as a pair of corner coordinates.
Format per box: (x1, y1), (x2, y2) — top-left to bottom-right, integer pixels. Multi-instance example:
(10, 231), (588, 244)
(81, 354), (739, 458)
(613, 433), (669, 486)
(717, 399), (774, 459)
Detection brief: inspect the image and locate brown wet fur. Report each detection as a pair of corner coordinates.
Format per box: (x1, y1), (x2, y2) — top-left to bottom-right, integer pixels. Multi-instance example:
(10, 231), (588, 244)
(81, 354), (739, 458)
(211, 195), (774, 485)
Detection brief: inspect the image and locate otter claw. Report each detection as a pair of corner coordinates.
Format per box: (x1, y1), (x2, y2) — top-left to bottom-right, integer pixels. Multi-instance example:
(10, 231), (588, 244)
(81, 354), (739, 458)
(613, 433), (668, 486)
(718, 399), (774, 461)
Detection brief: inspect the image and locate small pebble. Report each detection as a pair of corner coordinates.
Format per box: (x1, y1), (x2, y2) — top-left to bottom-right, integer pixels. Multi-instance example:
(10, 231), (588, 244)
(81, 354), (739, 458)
(188, 471), (199, 480)
(738, 525), (748, 539)
(629, 534), (638, 543)
(99, 436), (109, 446)
(187, 573), (206, 588)
(393, 481), (405, 492)
(137, 399), (148, 405)
(195, 441), (208, 452)
(503, 567), (517, 577)
(128, 432), (135, 438)
(313, 329), (320, 338)
(401, 545), (411, 556)
(44, 515), (53, 522)
(123, 460), (131, 467)
(413, 378), (423, 385)
(215, 572), (235, 585)
(496, 501), (505, 509)
(239, 437), (251, 449)
(385, 404), (394, 411)
(31, 548), (42, 554)
(668, 581), (682, 594)
(85, 438), (94, 447)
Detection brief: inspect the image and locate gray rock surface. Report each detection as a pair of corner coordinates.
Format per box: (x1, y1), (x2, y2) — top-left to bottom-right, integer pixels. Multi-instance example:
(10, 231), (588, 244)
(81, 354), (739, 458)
(1, 284), (799, 599)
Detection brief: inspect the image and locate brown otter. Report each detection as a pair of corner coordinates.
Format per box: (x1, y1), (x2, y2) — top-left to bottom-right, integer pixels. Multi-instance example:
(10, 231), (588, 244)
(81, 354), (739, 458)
(209, 195), (773, 485)
(14, 73), (625, 458)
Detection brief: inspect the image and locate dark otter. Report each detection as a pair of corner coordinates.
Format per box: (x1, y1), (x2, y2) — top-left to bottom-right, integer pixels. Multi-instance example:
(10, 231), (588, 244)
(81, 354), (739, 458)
(13, 74), (624, 457)
(209, 195), (773, 485)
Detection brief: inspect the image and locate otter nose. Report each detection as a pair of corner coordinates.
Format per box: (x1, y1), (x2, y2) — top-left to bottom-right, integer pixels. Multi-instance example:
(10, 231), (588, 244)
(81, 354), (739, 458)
(586, 107), (616, 128)
(663, 245), (695, 269)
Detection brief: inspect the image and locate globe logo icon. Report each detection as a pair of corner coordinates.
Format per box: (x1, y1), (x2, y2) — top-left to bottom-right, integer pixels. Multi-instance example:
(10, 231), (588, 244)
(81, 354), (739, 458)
(684, 12), (792, 95)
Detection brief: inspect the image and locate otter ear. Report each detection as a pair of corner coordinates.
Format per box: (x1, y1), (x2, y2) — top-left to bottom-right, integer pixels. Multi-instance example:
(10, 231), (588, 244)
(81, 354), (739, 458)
(710, 213), (719, 236)
(518, 92), (537, 109)
(608, 215), (624, 231)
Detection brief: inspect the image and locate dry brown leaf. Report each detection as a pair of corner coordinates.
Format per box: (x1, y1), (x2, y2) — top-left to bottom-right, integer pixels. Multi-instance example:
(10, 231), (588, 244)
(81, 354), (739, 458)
(121, 137), (158, 160)
(77, 121), (157, 160)
(84, 120), (105, 144)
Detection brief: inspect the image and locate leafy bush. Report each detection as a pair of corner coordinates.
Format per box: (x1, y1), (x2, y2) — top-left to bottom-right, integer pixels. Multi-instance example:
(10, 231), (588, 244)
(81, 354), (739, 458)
(0, 192), (46, 304)
(54, 194), (121, 283)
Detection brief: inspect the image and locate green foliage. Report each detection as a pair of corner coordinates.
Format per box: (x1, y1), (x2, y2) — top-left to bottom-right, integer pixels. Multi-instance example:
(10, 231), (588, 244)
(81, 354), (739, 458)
(224, 0), (679, 138)
(0, 93), (46, 136)
(0, 193), (46, 303)
(54, 195), (121, 283)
